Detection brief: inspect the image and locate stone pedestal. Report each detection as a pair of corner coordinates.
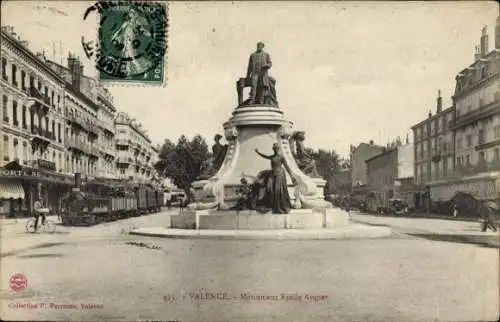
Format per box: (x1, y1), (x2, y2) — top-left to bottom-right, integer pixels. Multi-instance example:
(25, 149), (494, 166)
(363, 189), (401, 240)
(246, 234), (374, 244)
(171, 208), (349, 230)
(192, 105), (325, 206)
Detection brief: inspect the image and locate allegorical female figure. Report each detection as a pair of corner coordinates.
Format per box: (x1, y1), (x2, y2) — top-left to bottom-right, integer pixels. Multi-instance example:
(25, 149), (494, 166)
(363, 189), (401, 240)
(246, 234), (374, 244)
(291, 131), (321, 178)
(254, 143), (296, 214)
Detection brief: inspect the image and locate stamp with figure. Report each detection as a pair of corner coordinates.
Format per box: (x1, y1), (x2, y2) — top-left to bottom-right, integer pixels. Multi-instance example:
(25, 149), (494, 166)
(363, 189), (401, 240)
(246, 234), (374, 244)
(82, 1), (168, 85)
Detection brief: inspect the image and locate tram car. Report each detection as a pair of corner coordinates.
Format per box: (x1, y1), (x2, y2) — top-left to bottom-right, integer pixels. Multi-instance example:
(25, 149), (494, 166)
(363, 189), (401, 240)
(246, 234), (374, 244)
(61, 174), (164, 226)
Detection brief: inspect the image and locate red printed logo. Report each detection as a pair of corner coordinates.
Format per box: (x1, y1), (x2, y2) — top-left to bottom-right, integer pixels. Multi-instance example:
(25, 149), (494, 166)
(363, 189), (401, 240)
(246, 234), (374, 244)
(9, 274), (28, 292)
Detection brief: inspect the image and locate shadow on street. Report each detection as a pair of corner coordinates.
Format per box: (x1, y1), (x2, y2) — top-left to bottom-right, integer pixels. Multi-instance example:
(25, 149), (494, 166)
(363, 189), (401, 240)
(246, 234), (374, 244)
(406, 233), (499, 249)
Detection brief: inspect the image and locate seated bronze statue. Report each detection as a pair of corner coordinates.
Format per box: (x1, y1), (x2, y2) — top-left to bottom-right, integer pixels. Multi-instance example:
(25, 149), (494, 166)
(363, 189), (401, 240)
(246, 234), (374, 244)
(236, 42), (278, 107)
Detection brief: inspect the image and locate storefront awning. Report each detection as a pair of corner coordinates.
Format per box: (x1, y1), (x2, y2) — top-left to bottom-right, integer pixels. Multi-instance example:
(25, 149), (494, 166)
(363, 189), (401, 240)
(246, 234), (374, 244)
(0, 180), (25, 199)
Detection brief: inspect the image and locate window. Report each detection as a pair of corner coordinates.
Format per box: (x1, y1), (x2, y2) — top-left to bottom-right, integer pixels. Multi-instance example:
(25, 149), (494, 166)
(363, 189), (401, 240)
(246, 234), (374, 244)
(12, 100), (18, 126)
(3, 135), (9, 161)
(29, 75), (34, 89)
(466, 135), (473, 147)
(13, 138), (19, 161)
(45, 117), (49, 132)
(494, 148), (500, 160)
(11, 64), (17, 86)
(495, 125), (500, 138)
(22, 141), (28, 165)
(2, 95), (8, 123)
(479, 98), (484, 108)
(1, 58), (7, 80)
(495, 91), (500, 102)
(51, 91), (54, 107)
(479, 151), (485, 161)
(22, 105), (27, 129)
(478, 129), (485, 144)
(52, 120), (55, 139)
(58, 123), (61, 143)
(21, 70), (26, 90)
(466, 154), (470, 165)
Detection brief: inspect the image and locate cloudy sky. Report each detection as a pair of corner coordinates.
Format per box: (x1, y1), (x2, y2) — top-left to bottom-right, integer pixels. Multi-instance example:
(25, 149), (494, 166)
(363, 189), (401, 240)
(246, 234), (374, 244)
(2, 1), (498, 157)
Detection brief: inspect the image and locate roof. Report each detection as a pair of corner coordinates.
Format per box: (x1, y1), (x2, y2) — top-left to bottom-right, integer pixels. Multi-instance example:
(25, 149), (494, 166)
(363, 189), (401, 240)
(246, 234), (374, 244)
(364, 147), (397, 163)
(65, 82), (99, 111)
(410, 105), (455, 129)
(1, 30), (65, 84)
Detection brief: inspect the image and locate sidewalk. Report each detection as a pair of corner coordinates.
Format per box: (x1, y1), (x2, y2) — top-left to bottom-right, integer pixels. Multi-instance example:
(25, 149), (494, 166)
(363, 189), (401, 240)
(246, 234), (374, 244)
(363, 212), (500, 224)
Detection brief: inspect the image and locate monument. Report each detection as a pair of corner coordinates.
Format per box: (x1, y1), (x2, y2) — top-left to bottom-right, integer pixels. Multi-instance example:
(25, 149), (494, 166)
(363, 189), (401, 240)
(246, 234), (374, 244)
(188, 42), (332, 218)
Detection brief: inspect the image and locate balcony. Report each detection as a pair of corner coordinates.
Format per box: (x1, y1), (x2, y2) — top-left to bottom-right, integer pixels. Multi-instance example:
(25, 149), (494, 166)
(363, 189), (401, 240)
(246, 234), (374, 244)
(27, 87), (50, 114)
(453, 100), (500, 129)
(30, 125), (52, 144)
(67, 113), (87, 130)
(116, 139), (130, 146)
(88, 145), (100, 158)
(66, 136), (91, 155)
(117, 156), (132, 164)
(476, 139), (500, 151)
(449, 160), (500, 178)
(3, 116), (9, 123)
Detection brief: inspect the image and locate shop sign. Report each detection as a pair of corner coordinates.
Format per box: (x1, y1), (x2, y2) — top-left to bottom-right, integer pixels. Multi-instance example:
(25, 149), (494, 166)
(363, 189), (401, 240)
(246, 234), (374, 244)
(0, 169), (39, 177)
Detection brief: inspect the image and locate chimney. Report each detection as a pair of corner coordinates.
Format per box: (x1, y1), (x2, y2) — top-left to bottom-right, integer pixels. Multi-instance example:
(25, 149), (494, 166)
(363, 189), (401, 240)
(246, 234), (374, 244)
(436, 89), (442, 113)
(428, 110), (432, 118)
(474, 46), (481, 61)
(1, 26), (14, 34)
(406, 133), (409, 144)
(480, 26), (488, 57)
(19, 40), (29, 48)
(369, 140), (374, 145)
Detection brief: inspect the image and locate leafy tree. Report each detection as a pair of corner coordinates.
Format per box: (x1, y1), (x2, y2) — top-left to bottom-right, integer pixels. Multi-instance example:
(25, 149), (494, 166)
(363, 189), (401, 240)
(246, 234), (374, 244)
(154, 135), (210, 189)
(310, 149), (339, 179)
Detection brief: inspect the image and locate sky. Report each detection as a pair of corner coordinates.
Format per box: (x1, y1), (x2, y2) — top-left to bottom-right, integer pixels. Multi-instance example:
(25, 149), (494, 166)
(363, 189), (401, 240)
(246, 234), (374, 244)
(1, 1), (498, 157)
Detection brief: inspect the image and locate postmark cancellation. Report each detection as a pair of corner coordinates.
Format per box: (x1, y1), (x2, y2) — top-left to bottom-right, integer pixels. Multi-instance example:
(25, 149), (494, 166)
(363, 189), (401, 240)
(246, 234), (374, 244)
(82, 1), (168, 86)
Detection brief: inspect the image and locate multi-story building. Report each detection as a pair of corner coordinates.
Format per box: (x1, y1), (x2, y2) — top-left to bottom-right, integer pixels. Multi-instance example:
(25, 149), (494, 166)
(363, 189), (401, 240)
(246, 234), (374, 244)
(421, 20), (500, 205)
(115, 112), (158, 182)
(411, 91), (456, 189)
(95, 86), (117, 179)
(0, 26), (73, 217)
(46, 53), (102, 180)
(349, 141), (385, 187)
(365, 142), (415, 210)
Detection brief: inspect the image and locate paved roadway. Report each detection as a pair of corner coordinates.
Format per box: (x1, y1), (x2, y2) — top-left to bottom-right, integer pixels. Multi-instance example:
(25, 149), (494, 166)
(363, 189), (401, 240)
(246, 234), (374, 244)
(0, 210), (498, 322)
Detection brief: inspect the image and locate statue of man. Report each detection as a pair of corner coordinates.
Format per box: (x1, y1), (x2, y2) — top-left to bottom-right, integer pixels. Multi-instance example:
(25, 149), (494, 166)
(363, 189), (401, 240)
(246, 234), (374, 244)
(236, 42), (278, 106)
(212, 134), (227, 172)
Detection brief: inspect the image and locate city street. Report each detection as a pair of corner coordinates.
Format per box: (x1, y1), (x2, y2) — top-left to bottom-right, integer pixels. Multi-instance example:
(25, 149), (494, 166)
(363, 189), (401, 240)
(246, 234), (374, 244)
(0, 210), (498, 322)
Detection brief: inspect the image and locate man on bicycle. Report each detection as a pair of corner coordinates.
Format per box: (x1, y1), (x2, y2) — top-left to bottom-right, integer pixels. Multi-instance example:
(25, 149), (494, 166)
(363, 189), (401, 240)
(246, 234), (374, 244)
(33, 198), (46, 232)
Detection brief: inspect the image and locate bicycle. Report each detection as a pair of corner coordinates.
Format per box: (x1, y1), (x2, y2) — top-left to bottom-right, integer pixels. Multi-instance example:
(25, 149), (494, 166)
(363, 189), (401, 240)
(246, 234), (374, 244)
(25, 218), (56, 234)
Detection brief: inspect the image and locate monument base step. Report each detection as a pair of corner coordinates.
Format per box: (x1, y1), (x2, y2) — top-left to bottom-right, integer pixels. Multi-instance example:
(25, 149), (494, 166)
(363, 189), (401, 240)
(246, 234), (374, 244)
(170, 208), (348, 230)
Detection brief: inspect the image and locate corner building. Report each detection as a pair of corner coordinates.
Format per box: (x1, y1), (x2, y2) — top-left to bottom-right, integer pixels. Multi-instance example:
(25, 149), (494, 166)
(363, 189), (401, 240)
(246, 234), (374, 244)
(1, 26), (72, 217)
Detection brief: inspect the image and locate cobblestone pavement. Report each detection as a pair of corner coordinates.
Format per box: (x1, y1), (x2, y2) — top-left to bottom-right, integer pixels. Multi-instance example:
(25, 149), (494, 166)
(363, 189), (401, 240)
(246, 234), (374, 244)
(0, 210), (498, 321)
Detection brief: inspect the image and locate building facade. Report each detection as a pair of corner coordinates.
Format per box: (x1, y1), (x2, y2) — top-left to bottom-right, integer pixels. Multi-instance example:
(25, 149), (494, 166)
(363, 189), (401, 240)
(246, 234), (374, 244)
(421, 22), (500, 204)
(1, 26), (73, 216)
(95, 86), (117, 179)
(115, 112), (158, 183)
(349, 141), (385, 187)
(411, 92), (456, 186)
(365, 143), (415, 210)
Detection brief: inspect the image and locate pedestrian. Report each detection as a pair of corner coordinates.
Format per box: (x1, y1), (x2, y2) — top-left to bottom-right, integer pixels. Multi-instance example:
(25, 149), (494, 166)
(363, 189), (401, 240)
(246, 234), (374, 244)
(481, 204), (498, 232)
(32, 198), (46, 232)
(453, 203), (458, 217)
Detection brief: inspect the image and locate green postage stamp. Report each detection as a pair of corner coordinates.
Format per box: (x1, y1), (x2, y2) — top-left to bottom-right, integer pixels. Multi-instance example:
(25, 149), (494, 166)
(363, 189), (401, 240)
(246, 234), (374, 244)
(82, 1), (168, 85)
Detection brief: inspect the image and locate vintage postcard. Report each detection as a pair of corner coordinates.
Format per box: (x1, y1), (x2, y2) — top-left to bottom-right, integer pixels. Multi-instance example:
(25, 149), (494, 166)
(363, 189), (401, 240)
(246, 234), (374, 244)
(0, 1), (498, 321)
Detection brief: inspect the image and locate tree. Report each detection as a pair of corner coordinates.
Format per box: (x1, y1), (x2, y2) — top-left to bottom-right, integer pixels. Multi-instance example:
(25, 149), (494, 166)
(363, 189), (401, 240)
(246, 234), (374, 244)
(310, 148), (339, 180)
(154, 135), (210, 189)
